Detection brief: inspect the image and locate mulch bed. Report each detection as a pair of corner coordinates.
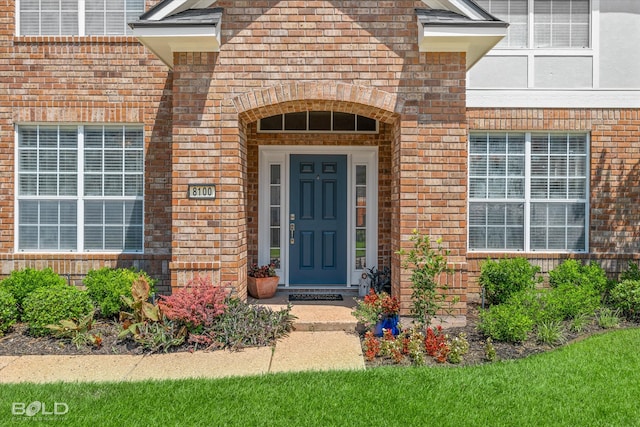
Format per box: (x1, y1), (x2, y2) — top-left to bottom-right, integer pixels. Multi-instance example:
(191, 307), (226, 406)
(0, 303), (636, 363)
(362, 303), (638, 368)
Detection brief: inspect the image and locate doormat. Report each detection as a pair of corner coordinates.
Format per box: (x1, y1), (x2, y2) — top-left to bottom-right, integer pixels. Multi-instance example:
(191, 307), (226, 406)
(288, 293), (343, 302)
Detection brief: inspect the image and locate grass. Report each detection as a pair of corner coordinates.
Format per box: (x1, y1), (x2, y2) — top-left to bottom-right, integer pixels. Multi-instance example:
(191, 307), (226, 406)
(2, 329), (640, 426)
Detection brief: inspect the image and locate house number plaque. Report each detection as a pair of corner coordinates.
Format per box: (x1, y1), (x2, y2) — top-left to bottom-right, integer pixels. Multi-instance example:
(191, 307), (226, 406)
(188, 184), (216, 199)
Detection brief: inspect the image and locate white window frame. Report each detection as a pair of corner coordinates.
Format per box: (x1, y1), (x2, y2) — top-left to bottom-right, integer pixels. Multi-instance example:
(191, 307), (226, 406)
(478, 0), (592, 50)
(258, 146), (378, 287)
(15, 124), (145, 254)
(468, 131), (590, 253)
(15, 0), (143, 36)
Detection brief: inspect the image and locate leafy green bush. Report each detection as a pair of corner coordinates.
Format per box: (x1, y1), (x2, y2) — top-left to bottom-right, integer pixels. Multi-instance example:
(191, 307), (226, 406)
(539, 283), (601, 321)
(0, 267), (67, 310)
(22, 286), (94, 337)
(478, 304), (534, 343)
(84, 267), (156, 318)
(480, 257), (541, 306)
(0, 288), (18, 336)
(506, 289), (548, 323)
(548, 260), (608, 293)
(609, 279), (640, 320)
(619, 261), (640, 282)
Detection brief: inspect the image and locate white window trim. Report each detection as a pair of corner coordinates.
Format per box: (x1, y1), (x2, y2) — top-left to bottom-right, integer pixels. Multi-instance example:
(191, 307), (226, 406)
(258, 146), (378, 287)
(468, 131), (590, 254)
(14, 124), (145, 254)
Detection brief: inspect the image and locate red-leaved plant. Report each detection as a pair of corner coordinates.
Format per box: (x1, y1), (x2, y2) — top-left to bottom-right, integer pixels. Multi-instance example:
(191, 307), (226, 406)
(425, 325), (450, 363)
(157, 276), (228, 331)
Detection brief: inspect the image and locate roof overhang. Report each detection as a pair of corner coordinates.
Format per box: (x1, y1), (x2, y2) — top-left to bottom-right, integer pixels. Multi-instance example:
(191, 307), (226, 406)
(129, 3), (221, 69)
(416, 5), (508, 69)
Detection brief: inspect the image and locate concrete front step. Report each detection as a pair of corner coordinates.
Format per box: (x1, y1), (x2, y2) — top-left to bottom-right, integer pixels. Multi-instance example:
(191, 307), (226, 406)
(249, 290), (359, 332)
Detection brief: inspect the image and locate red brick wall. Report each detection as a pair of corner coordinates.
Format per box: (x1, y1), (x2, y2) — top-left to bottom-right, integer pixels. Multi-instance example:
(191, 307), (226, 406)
(0, 0), (173, 291)
(4, 0), (470, 313)
(466, 108), (640, 300)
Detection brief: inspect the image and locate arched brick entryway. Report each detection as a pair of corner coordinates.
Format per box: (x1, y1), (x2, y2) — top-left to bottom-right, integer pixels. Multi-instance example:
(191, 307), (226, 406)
(234, 81), (401, 294)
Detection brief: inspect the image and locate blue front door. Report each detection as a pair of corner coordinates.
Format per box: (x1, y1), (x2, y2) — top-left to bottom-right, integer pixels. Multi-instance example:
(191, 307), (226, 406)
(289, 155), (347, 285)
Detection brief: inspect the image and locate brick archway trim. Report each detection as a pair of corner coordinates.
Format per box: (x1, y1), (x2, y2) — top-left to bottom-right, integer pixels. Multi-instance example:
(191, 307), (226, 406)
(233, 81), (402, 124)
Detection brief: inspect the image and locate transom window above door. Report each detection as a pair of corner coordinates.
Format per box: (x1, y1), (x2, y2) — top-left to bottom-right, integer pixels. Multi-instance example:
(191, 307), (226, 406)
(258, 112), (378, 133)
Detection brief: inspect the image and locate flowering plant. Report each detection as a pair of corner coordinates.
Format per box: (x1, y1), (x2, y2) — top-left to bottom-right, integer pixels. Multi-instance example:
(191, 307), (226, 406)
(248, 264), (277, 278)
(352, 289), (400, 327)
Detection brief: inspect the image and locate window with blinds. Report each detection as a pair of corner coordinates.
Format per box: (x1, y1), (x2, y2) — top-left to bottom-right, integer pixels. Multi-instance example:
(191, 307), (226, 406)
(475, 0), (590, 49)
(17, 125), (144, 253)
(18, 0), (144, 36)
(475, 0), (528, 48)
(534, 0), (590, 48)
(469, 132), (588, 252)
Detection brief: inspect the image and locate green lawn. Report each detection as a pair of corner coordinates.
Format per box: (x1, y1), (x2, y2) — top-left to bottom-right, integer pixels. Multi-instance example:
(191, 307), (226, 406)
(2, 329), (640, 426)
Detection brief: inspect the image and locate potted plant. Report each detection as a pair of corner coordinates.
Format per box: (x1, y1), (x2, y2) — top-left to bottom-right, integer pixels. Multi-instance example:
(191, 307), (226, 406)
(247, 264), (279, 299)
(352, 289), (401, 336)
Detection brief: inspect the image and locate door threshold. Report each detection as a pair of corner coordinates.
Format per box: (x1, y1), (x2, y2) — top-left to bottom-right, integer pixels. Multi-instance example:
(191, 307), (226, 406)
(280, 286), (358, 295)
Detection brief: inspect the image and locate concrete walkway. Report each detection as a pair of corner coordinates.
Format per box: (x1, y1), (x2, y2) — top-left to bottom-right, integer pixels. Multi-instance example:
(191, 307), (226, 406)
(0, 291), (365, 384)
(0, 330), (365, 384)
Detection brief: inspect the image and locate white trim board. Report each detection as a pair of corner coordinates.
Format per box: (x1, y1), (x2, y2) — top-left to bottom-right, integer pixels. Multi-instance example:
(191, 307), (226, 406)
(258, 146), (378, 287)
(467, 89), (640, 108)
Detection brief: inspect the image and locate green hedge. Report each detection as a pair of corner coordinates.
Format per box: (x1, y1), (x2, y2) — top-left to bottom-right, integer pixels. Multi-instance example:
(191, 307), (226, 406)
(84, 267), (156, 318)
(22, 286), (93, 336)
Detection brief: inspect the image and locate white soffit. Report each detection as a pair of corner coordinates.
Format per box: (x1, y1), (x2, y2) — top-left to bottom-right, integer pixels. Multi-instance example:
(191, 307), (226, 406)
(417, 1), (508, 70)
(130, 6), (222, 69)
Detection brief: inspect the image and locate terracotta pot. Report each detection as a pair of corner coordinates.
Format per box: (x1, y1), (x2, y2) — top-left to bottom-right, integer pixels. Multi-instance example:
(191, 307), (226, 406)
(247, 276), (279, 299)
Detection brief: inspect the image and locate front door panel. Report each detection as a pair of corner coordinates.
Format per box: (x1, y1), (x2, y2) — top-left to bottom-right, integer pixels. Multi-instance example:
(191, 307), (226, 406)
(290, 155), (347, 285)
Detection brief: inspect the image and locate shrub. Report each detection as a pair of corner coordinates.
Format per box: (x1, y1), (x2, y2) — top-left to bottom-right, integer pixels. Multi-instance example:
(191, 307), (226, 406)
(619, 261), (640, 282)
(158, 276), (228, 331)
(0, 288), (18, 336)
(479, 304), (534, 343)
(548, 260), (608, 293)
(84, 267), (156, 318)
(396, 231), (454, 327)
(539, 283), (601, 321)
(22, 286), (93, 337)
(480, 257), (541, 306)
(506, 289), (547, 323)
(0, 267), (67, 310)
(609, 279), (640, 320)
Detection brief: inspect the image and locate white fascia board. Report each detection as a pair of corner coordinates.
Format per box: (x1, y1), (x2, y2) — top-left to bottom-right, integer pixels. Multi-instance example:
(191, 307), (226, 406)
(146, 0), (217, 21)
(421, 0), (486, 20)
(419, 26), (506, 69)
(467, 89), (640, 108)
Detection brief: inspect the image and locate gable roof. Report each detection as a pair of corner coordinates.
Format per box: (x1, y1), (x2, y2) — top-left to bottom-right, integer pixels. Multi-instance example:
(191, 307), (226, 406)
(129, 0), (506, 69)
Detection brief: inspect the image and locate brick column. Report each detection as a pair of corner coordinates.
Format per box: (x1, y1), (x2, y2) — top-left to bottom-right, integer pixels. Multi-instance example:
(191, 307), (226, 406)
(392, 52), (469, 316)
(170, 52), (247, 297)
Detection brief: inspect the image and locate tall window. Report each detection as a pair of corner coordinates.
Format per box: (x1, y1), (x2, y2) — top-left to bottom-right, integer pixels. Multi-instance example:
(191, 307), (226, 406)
(475, 0), (590, 48)
(469, 132), (588, 252)
(355, 165), (367, 269)
(17, 125), (144, 252)
(269, 165), (281, 268)
(18, 0), (145, 36)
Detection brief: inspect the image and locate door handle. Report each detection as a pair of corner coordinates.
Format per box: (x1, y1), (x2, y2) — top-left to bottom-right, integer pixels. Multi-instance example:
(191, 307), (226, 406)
(289, 223), (295, 245)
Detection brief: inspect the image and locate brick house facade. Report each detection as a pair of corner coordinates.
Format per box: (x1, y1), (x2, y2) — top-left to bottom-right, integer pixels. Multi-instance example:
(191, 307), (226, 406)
(2, 0), (639, 318)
